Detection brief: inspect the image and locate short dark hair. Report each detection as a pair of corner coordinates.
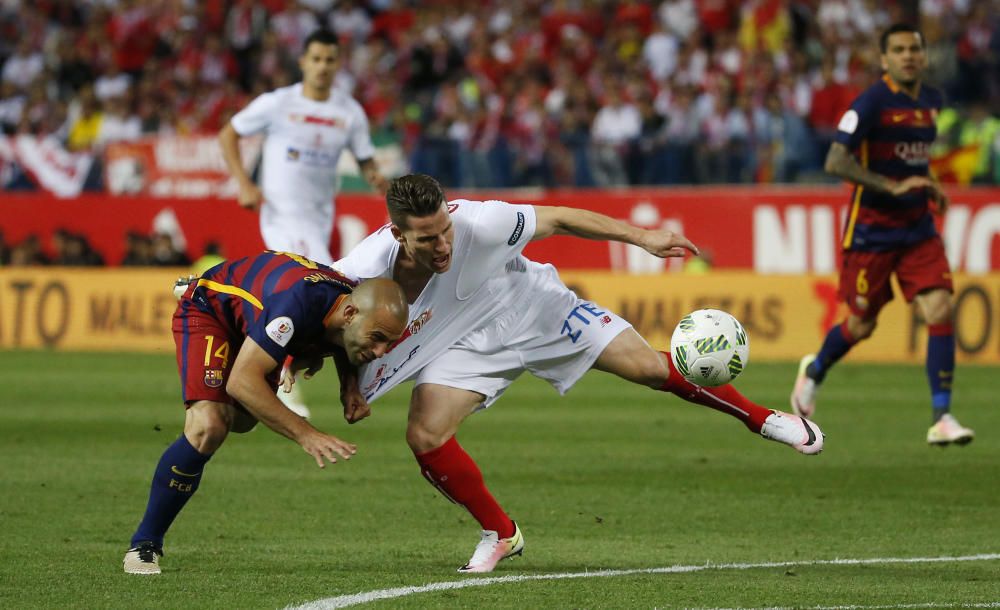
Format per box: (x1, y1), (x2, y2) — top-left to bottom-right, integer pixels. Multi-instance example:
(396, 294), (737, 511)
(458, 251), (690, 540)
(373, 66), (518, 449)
(303, 29), (339, 53)
(880, 23), (923, 53)
(386, 174), (447, 228)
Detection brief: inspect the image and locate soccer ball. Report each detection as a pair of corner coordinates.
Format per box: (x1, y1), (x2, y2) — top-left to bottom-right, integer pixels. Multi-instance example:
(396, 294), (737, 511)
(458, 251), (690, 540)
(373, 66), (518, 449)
(669, 309), (750, 387)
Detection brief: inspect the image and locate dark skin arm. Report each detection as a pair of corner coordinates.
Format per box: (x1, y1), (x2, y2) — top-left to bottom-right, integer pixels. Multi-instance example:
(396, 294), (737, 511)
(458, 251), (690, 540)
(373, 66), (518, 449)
(825, 142), (948, 211)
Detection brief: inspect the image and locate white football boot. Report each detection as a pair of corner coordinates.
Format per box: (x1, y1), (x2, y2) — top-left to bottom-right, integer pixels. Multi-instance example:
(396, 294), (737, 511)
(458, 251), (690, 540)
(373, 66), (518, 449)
(927, 414), (974, 446)
(790, 354), (819, 418)
(761, 411), (825, 455)
(458, 522), (524, 573)
(123, 542), (162, 575)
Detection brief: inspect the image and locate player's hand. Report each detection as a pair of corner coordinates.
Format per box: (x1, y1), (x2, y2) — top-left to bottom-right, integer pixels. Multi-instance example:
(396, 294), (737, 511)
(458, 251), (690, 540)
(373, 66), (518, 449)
(238, 181), (264, 211)
(298, 429), (357, 468)
(928, 177), (949, 215)
(341, 386), (371, 424)
(889, 176), (933, 197)
(280, 357), (324, 393)
(369, 171), (390, 196)
(638, 229), (700, 258)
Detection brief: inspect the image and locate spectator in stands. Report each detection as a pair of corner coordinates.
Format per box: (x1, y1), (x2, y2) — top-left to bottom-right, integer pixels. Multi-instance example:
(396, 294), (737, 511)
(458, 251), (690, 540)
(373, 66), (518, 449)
(8, 234), (49, 266)
(151, 232), (191, 267)
(271, 1), (320, 54)
(54, 231), (104, 266)
(0, 80), (25, 134)
(2, 39), (44, 91)
(65, 86), (105, 152)
(0, 0), (997, 190)
(0, 229), (9, 265)
(93, 62), (133, 103)
(121, 231), (155, 266)
(590, 86), (640, 186)
(95, 95), (141, 148)
(190, 241), (226, 276)
(224, 0), (269, 90)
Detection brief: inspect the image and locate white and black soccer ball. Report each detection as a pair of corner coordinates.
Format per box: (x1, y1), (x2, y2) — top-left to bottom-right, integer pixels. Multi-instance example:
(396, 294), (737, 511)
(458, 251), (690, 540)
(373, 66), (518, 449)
(669, 309), (750, 387)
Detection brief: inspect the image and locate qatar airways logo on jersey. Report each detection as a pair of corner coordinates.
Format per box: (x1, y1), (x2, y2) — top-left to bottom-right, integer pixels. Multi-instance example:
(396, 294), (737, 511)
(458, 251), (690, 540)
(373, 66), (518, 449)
(288, 113), (345, 129)
(894, 141), (931, 165)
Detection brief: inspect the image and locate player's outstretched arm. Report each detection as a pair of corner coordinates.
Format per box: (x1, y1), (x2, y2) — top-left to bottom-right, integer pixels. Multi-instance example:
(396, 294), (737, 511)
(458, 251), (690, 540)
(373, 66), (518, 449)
(825, 142), (933, 197)
(228, 338), (357, 467)
(532, 205), (699, 258)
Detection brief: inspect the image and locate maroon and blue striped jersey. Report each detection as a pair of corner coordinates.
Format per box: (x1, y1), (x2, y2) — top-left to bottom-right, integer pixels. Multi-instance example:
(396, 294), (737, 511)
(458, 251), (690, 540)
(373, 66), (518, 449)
(183, 250), (356, 363)
(834, 74), (942, 252)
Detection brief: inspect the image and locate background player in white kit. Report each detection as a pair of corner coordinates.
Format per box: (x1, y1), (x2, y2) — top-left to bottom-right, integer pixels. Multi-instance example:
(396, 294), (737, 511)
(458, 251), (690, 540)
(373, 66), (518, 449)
(219, 29), (388, 418)
(332, 174), (825, 573)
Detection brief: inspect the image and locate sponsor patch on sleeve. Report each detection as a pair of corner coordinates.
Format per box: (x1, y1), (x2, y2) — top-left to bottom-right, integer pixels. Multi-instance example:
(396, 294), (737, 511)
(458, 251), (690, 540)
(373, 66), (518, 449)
(507, 211), (526, 246)
(837, 109), (859, 134)
(265, 316), (295, 346)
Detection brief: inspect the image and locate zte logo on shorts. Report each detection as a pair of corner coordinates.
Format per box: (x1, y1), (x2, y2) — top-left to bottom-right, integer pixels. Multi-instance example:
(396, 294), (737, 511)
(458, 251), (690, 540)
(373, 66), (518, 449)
(508, 212), (525, 245)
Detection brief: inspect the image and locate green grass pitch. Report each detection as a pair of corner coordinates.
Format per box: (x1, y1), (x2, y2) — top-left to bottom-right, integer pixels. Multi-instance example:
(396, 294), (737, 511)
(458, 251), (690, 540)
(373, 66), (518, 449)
(1, 351), (998, 609)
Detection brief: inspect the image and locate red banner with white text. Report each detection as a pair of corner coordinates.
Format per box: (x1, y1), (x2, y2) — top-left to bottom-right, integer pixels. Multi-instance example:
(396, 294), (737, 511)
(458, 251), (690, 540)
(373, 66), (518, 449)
(2, 187), (999, 272)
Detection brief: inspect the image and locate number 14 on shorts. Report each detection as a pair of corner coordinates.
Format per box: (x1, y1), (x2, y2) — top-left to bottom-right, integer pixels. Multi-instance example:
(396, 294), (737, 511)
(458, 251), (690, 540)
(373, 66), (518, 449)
(561, 302), (613, 343)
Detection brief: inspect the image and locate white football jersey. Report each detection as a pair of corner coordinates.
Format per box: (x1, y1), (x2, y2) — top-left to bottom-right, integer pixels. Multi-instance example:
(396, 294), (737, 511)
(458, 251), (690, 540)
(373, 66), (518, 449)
(230, 83), (375, 216)
(333, 199), (547, 402)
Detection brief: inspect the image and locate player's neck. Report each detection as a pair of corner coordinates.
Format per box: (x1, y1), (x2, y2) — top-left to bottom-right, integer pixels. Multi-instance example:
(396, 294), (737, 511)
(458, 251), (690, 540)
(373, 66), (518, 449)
(301, 83), (331, 102)
(884, 73), (921, 99)
(393, 253), (434, 303)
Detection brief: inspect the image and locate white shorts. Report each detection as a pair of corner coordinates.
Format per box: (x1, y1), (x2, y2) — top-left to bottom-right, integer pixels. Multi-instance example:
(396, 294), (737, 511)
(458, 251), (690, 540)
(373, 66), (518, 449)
(259, 203), (335, 266)
(414, 269), (632, 409)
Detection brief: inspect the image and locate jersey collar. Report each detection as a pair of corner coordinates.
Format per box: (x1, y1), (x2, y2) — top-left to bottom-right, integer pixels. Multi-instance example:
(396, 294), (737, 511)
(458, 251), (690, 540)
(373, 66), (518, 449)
(882, 74), (921, 100)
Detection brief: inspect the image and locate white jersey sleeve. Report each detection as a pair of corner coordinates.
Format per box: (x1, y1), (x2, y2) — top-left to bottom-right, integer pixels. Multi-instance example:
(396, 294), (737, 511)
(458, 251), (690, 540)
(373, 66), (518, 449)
(347, 99), (376, 162)
(230, 91), (280, 136)
(331, 224), (397, 282)
(455, 199), (537, 299)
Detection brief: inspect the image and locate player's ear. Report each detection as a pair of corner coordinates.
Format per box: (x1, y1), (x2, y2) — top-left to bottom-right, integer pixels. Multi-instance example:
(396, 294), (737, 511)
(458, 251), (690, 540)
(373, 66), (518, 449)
(342, 300), (359, 324)
(390, 225), (404, 244)
(880, 55), (889, 71)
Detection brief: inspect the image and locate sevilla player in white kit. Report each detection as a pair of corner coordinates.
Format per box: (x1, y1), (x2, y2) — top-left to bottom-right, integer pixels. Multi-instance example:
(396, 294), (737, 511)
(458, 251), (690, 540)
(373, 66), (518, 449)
(333, 175), (825, 573)
(219, 29), (388, 418)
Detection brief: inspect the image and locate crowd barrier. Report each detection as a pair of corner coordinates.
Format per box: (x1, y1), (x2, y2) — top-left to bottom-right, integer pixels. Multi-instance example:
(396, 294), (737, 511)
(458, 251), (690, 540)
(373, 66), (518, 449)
(2, 267), (998, 364)
(3, 187), (1000, 272)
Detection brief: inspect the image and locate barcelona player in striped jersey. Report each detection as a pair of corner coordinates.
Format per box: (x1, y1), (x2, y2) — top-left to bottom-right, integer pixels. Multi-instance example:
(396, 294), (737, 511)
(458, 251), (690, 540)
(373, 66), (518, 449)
(123, 251), (408, 574)
(791, 24), (974, 446)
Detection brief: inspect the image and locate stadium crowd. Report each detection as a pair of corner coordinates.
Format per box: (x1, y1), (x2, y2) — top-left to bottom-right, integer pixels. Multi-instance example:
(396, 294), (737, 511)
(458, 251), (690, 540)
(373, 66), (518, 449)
(1, 0), (999, 192)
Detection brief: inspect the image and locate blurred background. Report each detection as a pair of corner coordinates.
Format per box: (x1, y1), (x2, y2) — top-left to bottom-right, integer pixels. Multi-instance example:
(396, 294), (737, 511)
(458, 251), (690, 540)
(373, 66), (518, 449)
(1, 0), (998, 196)
(1, 0), (998, 363)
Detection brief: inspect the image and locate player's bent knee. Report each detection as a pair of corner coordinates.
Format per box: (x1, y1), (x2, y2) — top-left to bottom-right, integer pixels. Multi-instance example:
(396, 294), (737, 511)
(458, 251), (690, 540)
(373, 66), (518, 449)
(184, 402), (234, 453)
(847, 316), (876, 341)
(405, 422), (449, 454)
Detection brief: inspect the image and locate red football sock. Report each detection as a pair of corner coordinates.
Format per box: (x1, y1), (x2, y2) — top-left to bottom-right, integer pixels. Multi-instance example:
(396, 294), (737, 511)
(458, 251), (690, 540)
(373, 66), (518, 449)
(414, 436), (515, 538)
(658, 351), (772, 433)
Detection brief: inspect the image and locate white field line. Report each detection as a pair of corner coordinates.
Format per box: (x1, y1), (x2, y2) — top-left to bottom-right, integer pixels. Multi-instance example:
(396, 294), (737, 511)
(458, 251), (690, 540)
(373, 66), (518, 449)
(286, 552), (1000, 610)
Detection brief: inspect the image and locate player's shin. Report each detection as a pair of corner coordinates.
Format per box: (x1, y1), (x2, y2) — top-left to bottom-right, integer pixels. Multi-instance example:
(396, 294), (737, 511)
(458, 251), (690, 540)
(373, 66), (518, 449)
(414, 436), (515, 538)
(130, 435), (212, 547)
(810, 321), (858, 383)
(658, 352), (771, 432)
(926, 323), (955, 422)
